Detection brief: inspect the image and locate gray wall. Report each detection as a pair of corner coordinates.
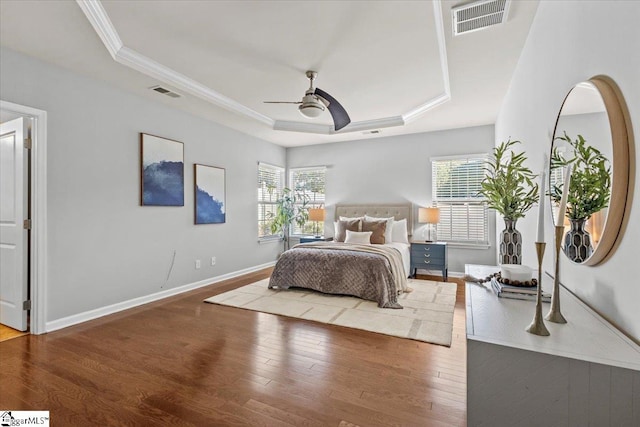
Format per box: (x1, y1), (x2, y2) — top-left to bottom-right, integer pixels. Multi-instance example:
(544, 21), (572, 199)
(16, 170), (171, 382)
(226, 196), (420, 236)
(495, 1), (640, 341)
(287, 125), (498, 273)
(0, 47), (285, 323)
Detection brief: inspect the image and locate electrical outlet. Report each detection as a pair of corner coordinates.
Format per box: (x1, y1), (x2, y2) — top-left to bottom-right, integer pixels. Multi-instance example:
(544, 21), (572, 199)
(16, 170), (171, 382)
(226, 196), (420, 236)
(195, 259), (201, 269)
(211, 257), (216, 266)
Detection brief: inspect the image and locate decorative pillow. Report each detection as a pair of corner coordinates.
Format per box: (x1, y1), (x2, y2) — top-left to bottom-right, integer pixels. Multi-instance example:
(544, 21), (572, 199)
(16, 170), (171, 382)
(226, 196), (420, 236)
(339, 216), (363, 230)
(364, 215), (394, 244)
(391, 218), (410, 244)
(344, 230), (372, 245)
(334, 219), (362, 242)
(362, 220), (387, 244)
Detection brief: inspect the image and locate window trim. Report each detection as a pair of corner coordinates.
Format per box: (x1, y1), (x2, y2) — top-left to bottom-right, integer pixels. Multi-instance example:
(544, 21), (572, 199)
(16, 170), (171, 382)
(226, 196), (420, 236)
(430, 153), (488, 162)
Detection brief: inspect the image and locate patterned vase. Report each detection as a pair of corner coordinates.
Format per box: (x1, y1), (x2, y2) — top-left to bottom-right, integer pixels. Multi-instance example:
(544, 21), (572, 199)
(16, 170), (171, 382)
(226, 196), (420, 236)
(564, 218), (592, 263)
(499, 218), (522, 265)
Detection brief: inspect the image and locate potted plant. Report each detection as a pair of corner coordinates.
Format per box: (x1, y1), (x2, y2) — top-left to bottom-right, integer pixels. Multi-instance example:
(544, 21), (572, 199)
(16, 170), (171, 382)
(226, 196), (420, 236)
(479, 139), (539, 264)
(267, 187), (310, 252)
(550, 132), (611, 262)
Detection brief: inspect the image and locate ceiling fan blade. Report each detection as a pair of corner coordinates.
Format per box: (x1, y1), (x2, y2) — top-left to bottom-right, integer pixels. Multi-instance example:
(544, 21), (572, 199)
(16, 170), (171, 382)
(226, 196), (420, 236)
(263, 101), (302, 104)
(314, 88), (351, 131)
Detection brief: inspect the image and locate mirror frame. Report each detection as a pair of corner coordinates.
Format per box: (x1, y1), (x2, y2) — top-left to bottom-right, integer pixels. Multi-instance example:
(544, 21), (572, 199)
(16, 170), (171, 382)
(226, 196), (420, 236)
(550, 76), (631, 266)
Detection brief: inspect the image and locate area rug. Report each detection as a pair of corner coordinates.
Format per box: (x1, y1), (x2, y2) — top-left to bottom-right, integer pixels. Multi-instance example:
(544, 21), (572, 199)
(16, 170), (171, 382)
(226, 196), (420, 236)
(204, 278), (457, 346)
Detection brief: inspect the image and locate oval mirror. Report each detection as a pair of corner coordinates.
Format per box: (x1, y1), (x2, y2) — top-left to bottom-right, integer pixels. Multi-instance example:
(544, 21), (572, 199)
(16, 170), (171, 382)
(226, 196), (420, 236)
(549, 77), (630, 266)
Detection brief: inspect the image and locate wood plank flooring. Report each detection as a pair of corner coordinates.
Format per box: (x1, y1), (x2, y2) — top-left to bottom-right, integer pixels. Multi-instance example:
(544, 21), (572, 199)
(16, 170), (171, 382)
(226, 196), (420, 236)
(0, 269), (466, 426)
(0, 324), (29, 342)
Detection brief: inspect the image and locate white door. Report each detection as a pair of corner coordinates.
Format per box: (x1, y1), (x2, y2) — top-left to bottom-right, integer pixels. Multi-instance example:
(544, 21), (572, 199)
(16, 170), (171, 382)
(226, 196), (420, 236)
(0, 117), (29, 331)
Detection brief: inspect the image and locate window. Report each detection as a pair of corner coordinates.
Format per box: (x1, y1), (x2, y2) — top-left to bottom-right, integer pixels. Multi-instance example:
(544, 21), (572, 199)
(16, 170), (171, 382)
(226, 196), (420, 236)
(432, 154), (489, 246)
(290, 167), (326, 235)
(257, 162), (284, 239)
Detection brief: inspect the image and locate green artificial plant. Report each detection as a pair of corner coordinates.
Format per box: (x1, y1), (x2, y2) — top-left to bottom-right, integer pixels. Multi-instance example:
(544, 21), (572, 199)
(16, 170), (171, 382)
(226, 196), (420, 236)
(550, 132), (611, 220)
(479, 139), (539, 221)
(267, 187), (309, 251)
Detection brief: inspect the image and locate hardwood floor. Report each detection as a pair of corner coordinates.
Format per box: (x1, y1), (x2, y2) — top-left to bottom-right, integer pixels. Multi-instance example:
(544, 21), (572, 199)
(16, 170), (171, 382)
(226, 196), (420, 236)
(0, 269), (466, 426)
(0, 324), (29, 342)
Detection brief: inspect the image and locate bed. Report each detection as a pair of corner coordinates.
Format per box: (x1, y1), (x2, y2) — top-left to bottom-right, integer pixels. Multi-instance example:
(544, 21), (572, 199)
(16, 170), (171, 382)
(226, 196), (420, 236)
(268, 204), (413, 308)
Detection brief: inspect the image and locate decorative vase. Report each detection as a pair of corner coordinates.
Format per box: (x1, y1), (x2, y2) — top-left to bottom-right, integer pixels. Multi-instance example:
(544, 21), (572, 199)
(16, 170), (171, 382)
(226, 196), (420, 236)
(564, 218), (592, 262)
(500, 219), (522, 264)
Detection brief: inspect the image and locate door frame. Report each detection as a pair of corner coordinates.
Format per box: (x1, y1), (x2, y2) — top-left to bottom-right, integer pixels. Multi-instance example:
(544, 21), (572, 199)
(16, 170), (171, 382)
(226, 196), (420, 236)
(1, 100), (47, 335)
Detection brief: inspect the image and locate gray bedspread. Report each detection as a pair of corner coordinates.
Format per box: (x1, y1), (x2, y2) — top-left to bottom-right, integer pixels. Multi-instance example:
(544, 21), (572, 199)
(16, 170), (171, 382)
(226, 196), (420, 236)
(268, 242), (409, 308)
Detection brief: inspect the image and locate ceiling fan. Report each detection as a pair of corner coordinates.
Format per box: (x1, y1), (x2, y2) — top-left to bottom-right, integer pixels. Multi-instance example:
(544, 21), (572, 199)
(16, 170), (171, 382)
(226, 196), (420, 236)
(264, 70), (351, 131)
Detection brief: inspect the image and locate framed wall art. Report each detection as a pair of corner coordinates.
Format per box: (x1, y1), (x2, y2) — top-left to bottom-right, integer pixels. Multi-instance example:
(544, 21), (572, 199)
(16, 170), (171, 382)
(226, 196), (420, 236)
(140, 133), (184, 206)
(194, 164), (226, 224)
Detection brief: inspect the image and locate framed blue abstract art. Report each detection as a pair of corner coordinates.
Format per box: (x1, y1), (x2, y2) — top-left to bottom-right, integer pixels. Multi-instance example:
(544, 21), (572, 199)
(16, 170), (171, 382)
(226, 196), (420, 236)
(194, 164), (226, 224)
(140, 133), (184, 206)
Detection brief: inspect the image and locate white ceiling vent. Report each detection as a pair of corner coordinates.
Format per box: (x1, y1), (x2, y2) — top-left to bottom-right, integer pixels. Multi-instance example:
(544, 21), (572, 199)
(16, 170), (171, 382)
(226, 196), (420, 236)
(150, 85), (181, 98)
(452, 0), (510, 36)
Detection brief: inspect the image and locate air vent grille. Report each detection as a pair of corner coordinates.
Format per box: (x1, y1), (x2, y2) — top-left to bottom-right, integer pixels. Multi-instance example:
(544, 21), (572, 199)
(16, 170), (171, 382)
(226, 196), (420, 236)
(150, 85), (181, 98)
(452, 0), (510, 36)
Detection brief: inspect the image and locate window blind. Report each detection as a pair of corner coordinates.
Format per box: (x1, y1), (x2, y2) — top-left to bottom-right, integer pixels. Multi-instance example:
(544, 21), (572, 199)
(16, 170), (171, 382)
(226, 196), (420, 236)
(432, 155), (489, 245)
(257, 162), (284, 239)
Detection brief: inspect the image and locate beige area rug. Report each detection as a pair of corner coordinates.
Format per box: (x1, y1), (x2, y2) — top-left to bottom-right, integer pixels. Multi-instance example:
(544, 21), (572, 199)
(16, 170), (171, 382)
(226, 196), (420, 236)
(204, 278), (457, 346)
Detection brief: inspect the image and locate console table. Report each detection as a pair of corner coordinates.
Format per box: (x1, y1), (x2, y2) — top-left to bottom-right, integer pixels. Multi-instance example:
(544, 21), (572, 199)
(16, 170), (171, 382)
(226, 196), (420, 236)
(465, 264), (640, 426)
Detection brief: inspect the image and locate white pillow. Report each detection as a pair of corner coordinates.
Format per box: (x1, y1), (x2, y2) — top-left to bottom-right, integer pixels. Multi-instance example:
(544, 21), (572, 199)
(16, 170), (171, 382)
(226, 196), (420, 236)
(364, 215), (394, 244)
(344, 230), (372, 244)
(391, 218), (410, 244)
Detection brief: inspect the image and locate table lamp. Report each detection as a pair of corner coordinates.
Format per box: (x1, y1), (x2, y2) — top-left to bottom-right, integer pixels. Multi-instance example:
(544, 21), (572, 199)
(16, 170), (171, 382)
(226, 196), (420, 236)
(418, 207), (440, 242)
(308, 208), (326, 237)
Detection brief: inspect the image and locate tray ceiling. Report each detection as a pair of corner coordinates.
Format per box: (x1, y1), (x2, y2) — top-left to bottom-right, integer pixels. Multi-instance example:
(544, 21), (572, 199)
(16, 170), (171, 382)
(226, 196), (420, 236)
(0, 0), (539, 147)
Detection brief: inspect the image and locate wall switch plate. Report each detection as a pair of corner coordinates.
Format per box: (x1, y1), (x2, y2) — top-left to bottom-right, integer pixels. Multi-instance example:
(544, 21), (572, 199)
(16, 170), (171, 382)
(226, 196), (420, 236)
(211, 257), (216, 266)
(195, 259), (201, 269)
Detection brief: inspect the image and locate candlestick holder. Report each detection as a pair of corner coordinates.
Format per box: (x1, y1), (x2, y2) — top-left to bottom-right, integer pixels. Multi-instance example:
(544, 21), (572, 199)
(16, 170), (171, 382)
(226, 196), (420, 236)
(546, 225), (567, 324)
(526, 241), (550, 336)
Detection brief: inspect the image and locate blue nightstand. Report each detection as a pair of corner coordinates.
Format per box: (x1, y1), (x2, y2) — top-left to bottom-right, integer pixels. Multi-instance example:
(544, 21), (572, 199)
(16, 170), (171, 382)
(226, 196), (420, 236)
(299, 236), (333, 243)
(410, 241), (448, 281)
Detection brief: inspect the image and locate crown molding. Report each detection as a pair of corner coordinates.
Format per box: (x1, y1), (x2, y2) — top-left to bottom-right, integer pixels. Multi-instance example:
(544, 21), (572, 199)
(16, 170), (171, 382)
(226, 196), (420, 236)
(403, 93), (451, 123)
(273, 116), (405, 135)
(75, 0), (273, 127)
(403, 0), (451, 123)
(273, 120), (333, 134)
(76, 0), (122, 57)
(77, 0), (450, 137)
(337, 116), (406, 134)
(116, 47), (274, 126)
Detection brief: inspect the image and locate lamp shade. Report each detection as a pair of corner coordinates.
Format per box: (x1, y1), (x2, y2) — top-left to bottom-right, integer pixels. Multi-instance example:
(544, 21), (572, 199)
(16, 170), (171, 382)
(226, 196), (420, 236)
(308, 208), (326, 222)
(418, 207), (440, 224)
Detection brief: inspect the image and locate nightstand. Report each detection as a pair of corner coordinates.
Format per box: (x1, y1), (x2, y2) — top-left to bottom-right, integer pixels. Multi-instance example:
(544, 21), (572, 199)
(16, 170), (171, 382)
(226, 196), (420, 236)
(299, 236), (333, 243)
(410, 241), (448, 281)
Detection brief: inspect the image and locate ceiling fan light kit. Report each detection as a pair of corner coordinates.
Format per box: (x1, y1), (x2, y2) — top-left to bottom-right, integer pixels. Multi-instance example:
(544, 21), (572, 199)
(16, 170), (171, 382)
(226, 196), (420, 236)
(299, 94), (325, 118)
(264, 70), (351, 131)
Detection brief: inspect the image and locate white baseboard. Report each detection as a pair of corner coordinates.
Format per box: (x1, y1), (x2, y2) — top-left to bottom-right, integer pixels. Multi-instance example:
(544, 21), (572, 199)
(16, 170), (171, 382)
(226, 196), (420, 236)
(45, 261), (276, 333)
(414, 269), (464, 278)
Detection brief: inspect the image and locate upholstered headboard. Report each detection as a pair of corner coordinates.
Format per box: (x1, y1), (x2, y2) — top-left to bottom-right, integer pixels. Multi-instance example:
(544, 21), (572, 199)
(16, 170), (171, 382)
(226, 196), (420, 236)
(334, 204), (413, 236)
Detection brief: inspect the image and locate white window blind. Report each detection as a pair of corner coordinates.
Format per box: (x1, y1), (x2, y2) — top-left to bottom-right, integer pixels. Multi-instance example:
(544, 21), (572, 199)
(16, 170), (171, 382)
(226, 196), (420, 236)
(258, 162), (284, 239)
(290, 167), (326, 235)
(432, 155), (489, 245)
